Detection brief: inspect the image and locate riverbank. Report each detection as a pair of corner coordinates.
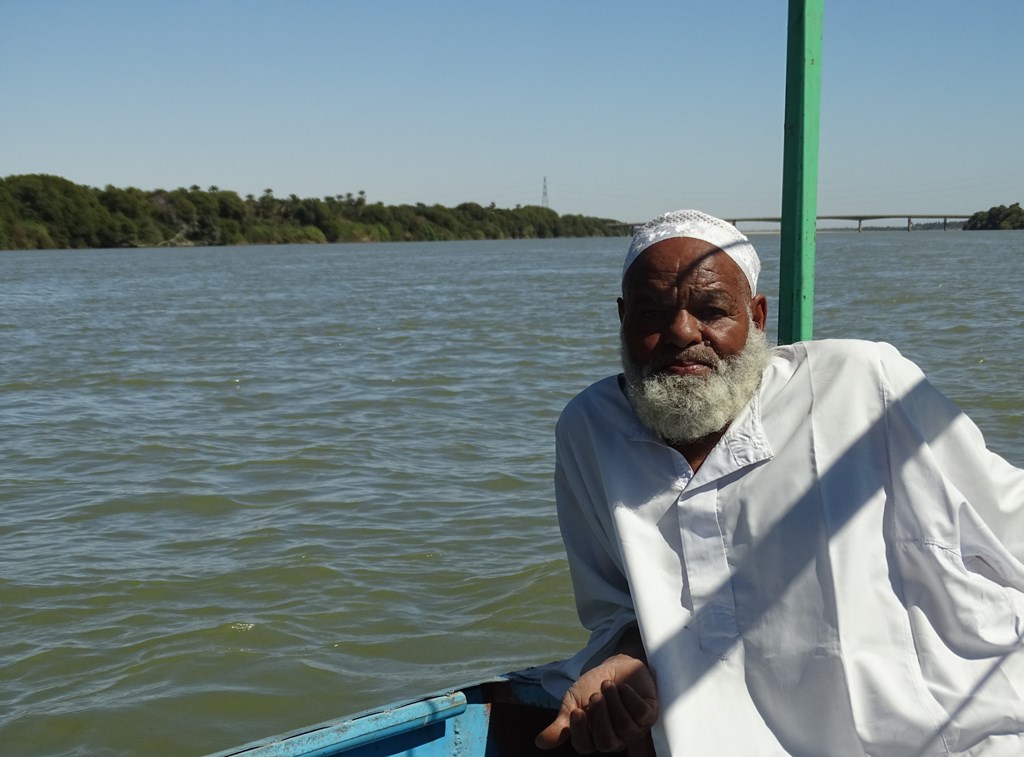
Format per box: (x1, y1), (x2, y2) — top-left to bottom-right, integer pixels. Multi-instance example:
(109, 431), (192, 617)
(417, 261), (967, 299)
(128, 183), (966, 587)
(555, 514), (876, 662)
(0, 174), (624, 250)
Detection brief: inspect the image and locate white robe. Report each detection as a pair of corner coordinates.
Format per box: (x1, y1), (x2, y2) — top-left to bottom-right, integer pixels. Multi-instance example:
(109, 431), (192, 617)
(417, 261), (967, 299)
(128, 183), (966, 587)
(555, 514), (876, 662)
(542, 339), (1024, 756)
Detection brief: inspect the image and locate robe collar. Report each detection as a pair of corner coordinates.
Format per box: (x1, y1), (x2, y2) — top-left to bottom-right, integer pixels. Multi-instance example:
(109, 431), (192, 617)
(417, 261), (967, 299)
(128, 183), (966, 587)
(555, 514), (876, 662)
(623, 379), (774, 483)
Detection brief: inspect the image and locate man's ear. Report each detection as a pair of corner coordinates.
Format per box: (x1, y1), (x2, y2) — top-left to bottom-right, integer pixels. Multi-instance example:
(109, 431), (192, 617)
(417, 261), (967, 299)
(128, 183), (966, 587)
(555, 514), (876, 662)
(750, 294), (768, 332)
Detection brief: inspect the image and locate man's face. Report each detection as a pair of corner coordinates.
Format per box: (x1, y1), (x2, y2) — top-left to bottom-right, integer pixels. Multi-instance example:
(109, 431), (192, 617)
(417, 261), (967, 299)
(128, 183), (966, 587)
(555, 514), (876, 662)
(617, 237), (767, 373)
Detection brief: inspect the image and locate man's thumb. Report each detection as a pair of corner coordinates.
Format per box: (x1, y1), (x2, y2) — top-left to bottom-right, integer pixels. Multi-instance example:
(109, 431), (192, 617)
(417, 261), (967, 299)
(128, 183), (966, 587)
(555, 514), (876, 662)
(534, 712), (570, 750)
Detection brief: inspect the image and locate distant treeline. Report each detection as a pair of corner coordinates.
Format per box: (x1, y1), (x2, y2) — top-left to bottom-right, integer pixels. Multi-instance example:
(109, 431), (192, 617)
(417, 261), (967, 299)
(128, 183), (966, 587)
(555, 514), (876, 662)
(963, 203), (1024, 230)
(0, 174), (626, 250)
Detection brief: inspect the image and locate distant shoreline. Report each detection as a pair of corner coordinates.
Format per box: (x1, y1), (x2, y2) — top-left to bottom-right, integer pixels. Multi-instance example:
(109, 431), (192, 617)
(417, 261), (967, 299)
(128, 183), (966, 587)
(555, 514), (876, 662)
(2, 174), (1019, 250)
(0, 174), (625, 251)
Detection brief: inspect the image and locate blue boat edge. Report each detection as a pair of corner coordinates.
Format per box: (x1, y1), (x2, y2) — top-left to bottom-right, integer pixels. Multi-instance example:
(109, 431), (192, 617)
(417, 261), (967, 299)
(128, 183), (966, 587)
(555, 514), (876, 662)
(202, 671), (583, 757)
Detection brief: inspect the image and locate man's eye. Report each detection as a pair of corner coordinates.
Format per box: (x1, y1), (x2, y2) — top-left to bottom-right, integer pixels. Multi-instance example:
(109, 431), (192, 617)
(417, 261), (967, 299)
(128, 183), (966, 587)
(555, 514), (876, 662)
(698, 309), (728, 321)
(636, 307), (664, 319)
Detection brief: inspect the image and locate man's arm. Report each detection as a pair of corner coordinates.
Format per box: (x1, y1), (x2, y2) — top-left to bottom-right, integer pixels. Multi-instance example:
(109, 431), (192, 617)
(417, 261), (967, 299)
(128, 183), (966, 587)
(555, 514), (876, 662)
(879, 342), (1024, 563)
(535, 625), (658, 754)
(541, 394), (658, 752)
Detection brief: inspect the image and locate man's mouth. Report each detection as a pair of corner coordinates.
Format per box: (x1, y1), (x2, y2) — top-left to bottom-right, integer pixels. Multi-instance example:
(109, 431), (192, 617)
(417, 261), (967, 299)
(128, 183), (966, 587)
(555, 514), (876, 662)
(664, 361), (714, 376)
(646, 350), (719, 378)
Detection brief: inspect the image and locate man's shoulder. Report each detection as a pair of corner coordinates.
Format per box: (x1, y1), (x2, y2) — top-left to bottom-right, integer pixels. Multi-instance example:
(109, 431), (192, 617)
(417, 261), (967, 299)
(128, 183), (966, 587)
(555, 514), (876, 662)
(558, 375), (629, 431)
(771, 338), (909, 372)
(561, 374), (624, 412)
(765, 339), (926, 409)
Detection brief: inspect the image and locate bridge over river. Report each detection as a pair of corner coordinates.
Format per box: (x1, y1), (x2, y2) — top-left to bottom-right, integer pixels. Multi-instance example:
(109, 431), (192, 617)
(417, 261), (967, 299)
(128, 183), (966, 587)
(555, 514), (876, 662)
(612, 214), (974, 234)
(729, 214), (973, 232)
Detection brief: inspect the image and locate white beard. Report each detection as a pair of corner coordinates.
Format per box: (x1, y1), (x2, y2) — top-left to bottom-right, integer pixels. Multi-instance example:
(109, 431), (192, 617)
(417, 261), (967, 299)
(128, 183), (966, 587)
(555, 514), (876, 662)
(621, 325), (771, 444)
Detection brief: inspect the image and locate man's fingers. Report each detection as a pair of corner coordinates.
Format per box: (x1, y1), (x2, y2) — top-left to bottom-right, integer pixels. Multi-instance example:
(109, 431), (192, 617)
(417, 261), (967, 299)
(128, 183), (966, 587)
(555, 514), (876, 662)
(586, 689), (624, 753)
(569, 705), (597, 754)
(534, 711), (571, 750)
(617, 682), (659, 728)
(599, 680), (644, 745)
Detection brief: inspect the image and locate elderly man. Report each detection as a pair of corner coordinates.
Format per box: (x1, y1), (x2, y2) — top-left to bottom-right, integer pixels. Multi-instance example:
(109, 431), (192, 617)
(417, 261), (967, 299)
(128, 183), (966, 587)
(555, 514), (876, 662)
(534, 210), (1024, 756)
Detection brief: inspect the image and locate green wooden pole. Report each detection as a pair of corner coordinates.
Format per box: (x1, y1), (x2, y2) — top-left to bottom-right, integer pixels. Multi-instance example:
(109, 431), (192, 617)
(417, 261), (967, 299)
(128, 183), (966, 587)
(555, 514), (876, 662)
(778, 0), (823, 344)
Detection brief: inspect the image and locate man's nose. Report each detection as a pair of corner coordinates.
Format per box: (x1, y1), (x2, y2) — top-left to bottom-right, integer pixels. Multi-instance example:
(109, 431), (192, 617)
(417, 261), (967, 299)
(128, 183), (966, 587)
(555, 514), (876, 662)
(665, 309), (702, 348)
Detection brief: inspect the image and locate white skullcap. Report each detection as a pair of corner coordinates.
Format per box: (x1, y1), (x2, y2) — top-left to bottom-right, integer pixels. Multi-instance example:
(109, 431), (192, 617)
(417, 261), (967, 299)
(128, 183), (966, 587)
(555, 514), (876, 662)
(623, 209), (761, 293)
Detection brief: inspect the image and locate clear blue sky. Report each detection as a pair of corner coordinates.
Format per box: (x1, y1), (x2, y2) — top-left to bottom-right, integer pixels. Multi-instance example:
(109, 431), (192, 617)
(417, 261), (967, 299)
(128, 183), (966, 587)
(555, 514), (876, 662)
(2, 0), (1020, 222)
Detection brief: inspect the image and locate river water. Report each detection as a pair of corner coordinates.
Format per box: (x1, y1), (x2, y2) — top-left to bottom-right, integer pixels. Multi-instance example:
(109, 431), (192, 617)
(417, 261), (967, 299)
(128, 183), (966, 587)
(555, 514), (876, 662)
(2, 232), (1021, 756)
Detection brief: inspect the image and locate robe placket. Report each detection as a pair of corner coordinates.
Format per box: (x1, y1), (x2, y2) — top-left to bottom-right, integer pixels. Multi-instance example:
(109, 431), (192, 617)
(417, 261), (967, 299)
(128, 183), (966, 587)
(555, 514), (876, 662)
(675, 397), (773, 659)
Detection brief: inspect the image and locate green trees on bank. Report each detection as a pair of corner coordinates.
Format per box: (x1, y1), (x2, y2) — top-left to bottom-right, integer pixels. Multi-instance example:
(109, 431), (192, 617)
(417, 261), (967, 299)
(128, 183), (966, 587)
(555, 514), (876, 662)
(963, 203), (1024, 230)
(0, 174), (625, 250)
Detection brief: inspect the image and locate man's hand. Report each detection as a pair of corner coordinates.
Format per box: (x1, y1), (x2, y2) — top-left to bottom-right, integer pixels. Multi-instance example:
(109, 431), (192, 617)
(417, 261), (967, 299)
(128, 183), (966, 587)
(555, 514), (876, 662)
(534, 653), (658, 754)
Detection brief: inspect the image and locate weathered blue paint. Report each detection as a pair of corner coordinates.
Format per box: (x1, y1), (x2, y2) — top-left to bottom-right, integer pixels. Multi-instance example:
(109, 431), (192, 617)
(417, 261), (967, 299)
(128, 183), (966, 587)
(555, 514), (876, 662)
(204, 677), (564, 757)
(207, 690), (471, 757)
